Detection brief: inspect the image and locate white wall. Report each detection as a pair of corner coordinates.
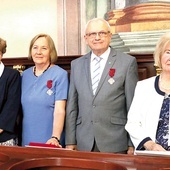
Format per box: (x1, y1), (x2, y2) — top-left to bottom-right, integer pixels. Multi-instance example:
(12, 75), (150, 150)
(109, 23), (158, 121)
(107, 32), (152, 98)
(0, 0), (57, 58)
(0, 0), (113, 58)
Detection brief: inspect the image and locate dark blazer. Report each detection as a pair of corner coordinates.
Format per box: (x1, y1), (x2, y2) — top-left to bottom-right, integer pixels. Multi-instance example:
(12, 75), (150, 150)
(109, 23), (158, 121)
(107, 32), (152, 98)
(0, 67), (21, 142)
(65, 48), (138, 153)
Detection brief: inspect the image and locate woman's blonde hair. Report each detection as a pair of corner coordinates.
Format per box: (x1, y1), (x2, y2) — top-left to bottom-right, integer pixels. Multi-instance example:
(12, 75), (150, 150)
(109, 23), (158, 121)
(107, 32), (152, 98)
(154, 32), (170, 69)
(0, 38), (7, 54)
(28, 33), (58, 64)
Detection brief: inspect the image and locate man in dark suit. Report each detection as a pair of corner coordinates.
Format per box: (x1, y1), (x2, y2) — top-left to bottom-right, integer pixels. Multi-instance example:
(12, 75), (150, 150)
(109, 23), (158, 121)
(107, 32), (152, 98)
(65, 18), (138, 154)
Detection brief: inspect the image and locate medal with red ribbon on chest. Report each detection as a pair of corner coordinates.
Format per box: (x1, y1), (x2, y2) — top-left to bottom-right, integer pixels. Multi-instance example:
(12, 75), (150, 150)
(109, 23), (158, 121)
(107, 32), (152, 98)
(47, 80), (53, 95)
(108, 68), (115, 84)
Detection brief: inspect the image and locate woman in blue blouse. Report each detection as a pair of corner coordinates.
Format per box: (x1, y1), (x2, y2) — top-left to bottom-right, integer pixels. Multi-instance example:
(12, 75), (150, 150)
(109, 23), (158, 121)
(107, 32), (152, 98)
(21, 34), (68, 147)
(125, 32), (170, 151)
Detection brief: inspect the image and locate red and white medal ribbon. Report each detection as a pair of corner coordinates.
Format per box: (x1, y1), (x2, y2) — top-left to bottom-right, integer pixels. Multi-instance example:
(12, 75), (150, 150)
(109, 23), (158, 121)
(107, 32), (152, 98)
(108, 68), (115, 84)
(47, 80), (53, 95)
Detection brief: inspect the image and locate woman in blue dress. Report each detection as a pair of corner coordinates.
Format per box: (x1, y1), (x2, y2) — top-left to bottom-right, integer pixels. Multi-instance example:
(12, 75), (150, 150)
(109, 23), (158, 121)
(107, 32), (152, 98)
(21, 34), (68, 147)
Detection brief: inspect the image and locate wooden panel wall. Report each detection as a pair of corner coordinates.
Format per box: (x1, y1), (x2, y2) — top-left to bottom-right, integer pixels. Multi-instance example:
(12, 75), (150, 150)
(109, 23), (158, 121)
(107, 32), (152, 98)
(2, 54), (156, 80)
(134, 53), (156, 80)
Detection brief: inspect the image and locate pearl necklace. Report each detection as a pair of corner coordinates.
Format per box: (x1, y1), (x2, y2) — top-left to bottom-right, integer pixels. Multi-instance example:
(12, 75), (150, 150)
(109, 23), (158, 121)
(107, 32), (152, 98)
(34, 63), (51, 77)
(159, 74), (170, 91)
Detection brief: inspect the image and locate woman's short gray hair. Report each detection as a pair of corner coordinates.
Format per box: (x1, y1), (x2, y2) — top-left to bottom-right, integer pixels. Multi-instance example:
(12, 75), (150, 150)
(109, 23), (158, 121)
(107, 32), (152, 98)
(28, 33), (58, 64)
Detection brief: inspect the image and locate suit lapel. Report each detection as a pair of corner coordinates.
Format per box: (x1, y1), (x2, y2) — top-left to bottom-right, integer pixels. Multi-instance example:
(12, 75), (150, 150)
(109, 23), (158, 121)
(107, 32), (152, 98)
(84, 52), (94, 96)
(94, 48), (117, 97)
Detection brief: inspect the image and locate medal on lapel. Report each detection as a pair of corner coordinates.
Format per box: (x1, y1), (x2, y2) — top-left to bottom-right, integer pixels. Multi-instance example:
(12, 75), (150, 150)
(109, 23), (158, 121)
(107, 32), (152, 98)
(47, 80), (53, 95)
(108, 68), (115, 85)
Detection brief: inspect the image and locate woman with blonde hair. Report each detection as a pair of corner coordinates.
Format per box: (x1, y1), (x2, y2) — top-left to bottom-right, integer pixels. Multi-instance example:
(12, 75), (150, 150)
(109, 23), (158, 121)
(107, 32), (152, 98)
(126, 32), (170, 151)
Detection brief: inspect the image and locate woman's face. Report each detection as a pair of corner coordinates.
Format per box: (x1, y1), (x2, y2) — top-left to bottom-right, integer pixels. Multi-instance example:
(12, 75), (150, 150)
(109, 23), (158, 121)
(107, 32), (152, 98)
(31, 37), (50, 65)
(161, 43), (170, 73)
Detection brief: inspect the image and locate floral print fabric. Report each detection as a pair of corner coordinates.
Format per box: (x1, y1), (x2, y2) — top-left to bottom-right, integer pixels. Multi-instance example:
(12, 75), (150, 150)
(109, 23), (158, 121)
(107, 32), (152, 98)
(156, 94), (170, 150)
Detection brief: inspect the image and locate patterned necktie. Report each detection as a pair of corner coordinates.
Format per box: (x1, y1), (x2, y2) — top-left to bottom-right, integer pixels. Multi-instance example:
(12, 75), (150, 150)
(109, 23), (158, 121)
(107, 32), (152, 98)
(156, 94), (170, 150)
(92, 57), (101, 95)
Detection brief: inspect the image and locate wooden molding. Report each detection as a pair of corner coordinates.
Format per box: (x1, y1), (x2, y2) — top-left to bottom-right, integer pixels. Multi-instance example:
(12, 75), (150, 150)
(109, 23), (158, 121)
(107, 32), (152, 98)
(2, 54), (156, 80)
(2, 55), (79, 67)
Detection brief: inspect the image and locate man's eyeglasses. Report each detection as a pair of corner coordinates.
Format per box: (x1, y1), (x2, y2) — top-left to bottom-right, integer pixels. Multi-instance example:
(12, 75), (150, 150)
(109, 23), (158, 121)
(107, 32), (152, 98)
(86, 31), (110, 38)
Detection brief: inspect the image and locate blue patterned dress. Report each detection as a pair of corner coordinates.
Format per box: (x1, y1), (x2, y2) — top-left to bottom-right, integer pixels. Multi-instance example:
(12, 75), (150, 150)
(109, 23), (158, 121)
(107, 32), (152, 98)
(156, 94), (170, 150)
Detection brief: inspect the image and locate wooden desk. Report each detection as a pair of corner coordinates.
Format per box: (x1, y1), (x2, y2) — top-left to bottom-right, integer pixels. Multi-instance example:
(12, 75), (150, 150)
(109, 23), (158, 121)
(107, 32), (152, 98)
(0, 146), (170, 170)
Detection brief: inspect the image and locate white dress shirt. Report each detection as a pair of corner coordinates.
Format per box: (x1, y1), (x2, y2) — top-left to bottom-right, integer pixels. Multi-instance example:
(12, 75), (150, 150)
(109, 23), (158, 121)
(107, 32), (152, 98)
(0, 62), (4, 77)
(90, 47), (111, 82)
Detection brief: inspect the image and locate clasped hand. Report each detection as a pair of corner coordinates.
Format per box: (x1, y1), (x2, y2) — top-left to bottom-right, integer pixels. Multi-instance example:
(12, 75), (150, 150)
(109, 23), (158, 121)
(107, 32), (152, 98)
(144, 141), (166, 151)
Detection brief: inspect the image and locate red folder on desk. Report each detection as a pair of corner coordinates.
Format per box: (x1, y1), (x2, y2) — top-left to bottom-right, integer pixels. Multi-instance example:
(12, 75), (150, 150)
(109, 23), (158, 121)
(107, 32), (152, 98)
(29, 142), (60, 148)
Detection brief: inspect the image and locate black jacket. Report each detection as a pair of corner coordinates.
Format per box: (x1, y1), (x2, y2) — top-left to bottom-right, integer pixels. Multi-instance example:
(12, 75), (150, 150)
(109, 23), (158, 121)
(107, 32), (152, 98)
(0, 67), (21, 142)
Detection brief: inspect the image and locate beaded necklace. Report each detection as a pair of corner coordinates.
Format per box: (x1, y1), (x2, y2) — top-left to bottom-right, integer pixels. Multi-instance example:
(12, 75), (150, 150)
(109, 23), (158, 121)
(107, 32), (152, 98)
(33, 63), (51, 77)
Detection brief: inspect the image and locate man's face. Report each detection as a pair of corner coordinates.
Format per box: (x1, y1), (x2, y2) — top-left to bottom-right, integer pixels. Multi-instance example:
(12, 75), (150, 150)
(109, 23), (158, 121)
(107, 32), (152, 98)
(84, 20), (112, 56)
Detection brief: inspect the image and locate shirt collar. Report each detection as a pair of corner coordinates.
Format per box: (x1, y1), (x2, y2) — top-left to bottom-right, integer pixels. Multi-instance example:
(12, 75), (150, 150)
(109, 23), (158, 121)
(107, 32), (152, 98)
(91, 47), (111, 62)
(0, 62), (4, 77)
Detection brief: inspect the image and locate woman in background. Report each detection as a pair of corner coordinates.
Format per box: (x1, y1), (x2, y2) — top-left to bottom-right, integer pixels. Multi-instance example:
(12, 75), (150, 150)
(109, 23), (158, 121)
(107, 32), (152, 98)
(125, 32), (170, 151)
(0, 37), (21, 146)
(21, 34), (68, 147)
